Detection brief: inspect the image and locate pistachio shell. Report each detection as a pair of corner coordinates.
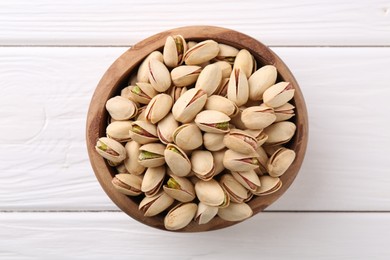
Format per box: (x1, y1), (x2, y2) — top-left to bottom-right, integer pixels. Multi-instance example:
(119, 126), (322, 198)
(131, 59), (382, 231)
(112, 173), (142, 196)
(115, 163), (128, 174)
(253, 175), (282, 196)
(183, 40), (219, 65)
(245, 129), (268, 146)
(217, 202), (253, 221)
(141, 166), (166, 197)
(220, 174), (251, 204)
(205, 95), (239, 117)
(120, 86), (138, 103)
(214, 61), (233, 79)
(124, 141), (145, 175)
(187, 41), (198, 49)
(195, 179), (229, 207)
(263, 121), (296, 146)
(128, 82), (158, 104)
(95, 137), (126, 163)
(164, 203), (198, 231)
(139, 191), (174, 217)
(223, 129), (258, 154)
(228, 68), (249, 106)
(215, 44), (239, 64)
(248, 65), (278, 100)
(255, 146), (269, 175)
(173, 123), (203, 150)
(137, 51), (163, 83)
(223, 149), (260, 172)
(214, 78), (229, 97)
(163, 35), (187, 68)
(191, 150), (215, 181)
(148, 59), (172, 92)
(164, 144), (191, 177)
(230, 106), (247, 130)
(194, 64), (222, 96)
(163, 174), (196, 202)
(212, 149), (226, 175)
(241, 106), (276, 130)
(194, 202), (218, 224)
(128, 120), (159, 144)
(144, 93), (173, 124)
(106, 121), (133, 142)
(233, 49), (254, 78)
(135, 106), (147, 121)
(203, 132), (226, 151)
(194, 110), (231, 134)
(171, 65), (202, 87)
(172, 88), (207, 123)
(231, 170), (261, 192)
(263, 82), (295, 108)
(157, 113), (179, 144)
(106, 96), (138, 121)
(267, 148), (296, 177)
(274, 103), (295, 122)
(263, 144), (283, 157)
(138, 143), (166, 167)
(169, 85), (188, 102)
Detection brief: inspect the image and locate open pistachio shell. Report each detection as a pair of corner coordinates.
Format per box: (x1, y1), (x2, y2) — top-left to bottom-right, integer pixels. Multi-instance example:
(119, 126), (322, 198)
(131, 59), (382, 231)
(253, 175), (282, 196)
(183, 40), (219, 65)
(141, 166), (166, 197)
(111, 173), (142, 196)
(124, 141), (145, 175)
(230, 106), (247, 130)
(212, 149), (226, 176)
(157, 113), (179, 144)
(248, 65), (277, 100)
(139, 191), (174, 217)
(214, 61), (233, 79)
(228, 68), (249, 106)
(214, 78), (229, 97)
(245, 129), (268, 146)
(171, 65), (201, 87)
(191, 150), (215, 181)
(205, 95), (239, 117)
(215, 44), (239, 64)
(129, 82), (158, 105)
(220, 174), (251, 204)
(95, 137), (126, 163)
(194, 64), (222, 96)
(164, 144), (191, 177)
(163, 35), (188, 68)
(145, 93), (173, 124)
(255, 146), (269, 175)
(173, 123), (203, 151)
(263, 121), (296, 146)
(263, 82), (295, 108)
(223, 129), (258, 155)
(120, 85), (138, 103)
(168, 85), (188, 103)
(274, 103), (295, 122)
(203, 132), (226, 152)
(194, 110), (231, 134)
(137, 51), (163, 83)
(106, 121), (133, 142)
(223, 149), (260, 172)
(233, 49), (254, 78)
(241, 106), (276, 130)
(164, 203), (198, 231)
(106, 96), (138, 121)
(194, 202), (218, 225)
(267, 148), (296, 177)
(217, 202), (253, 222)
(148, 59), (172, 92)
(195, 179), (229, 208)
(138, 143), (166, 168)
(128, 120), (159, 144)
(135, 106), (147, 121)
(163, 174), (196, 202)
(231, 170), (261, 192)
(172, 88), (207, 123)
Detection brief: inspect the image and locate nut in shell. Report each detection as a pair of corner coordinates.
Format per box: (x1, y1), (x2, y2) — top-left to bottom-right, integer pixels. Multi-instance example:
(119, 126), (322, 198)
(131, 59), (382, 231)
(106, 121), (133, 142)
(220, 174), (251, 204)
(227, 68), (249, 106)
(241, 106), (276, 130)
(163, 35), (187, 68)
(171, 65), (202, 87)
(267, 148), (296, 177)
(191, 150), (215, 181)
(223, 129), (258, 155)
(223, 149), (260, 172)
(164, 144), (191, 177)
(263, 121), (296, 146)
(141, 166), (166, 197)
(148, 59), (172, 92)
(248, 65), (277, 100)
(112, 173), (142, 196)
(105, 96), (138, 121)
(95, 137), (126, 163)
(263, 82), (295, 108)
(124, 141), (145, 175)
(195, 110), (231, 134)
(163, 174), (196, 202)
(128, 120), (159, 144)
(195, 179), (229, 208)
(164, 203), (198, 231)
(173, 123), (203, 150)
(139, 191), (174, 217)
(157, 113), (179, 144)
(138, 143), (166, 168)
(137, 51), (163, 83)
(253, 175), (282, 196)
(194, 202), (218, 224)
(217, 202), (253, 222)
(145, 93), (173, 124)
(183, 40), (219, 65)
(172, 88), (207, 123)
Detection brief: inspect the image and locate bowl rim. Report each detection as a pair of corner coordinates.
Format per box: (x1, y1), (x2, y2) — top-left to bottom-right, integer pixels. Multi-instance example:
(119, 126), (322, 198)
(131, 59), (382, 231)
(86, 25), (308, 232)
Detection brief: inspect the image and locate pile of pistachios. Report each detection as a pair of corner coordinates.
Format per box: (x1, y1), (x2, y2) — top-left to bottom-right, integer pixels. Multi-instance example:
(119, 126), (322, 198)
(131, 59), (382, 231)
(95, 35), (296, 230)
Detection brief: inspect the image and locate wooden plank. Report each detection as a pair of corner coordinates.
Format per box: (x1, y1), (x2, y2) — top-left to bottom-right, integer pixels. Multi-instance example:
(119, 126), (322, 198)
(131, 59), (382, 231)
(0, 212), (389, 258)
(0, 47), (390, 211)
(1, 0), (390, 46)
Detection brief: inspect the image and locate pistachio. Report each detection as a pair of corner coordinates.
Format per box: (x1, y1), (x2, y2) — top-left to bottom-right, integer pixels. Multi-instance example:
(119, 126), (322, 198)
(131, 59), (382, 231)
(241, 106), (276, 130)
(164, 203), (198, 231)
(105, 96), (138, 121)
(164, 144), (191, 177)
(120, 86), (138, 103)
(248, 65), (278, 100)
(255, 146), (269, 175)
(168, 85), (188, 103)
(148, 59), (172, 92)
(183, 40), (219, 65)
(274, 103), (295, 122)
(129, 82), (158, 105)
(191, 150), (215, 181)
(128, 120), (159, 144)
(163, 35), (187, 68)
(253, 175), (282, 196)
(124, 141), (145, 175)
(194, 64), (222, 96)
(137, 51), (164, 83)
(214, 78), (229, 97)
(195, 179), (229, 208)
(194, 110), (231, 134)
(95, 137), (126, 163)
(106, 121), (133, 142)
(172, 88), (207, 123)
(220, 174), (251, 204)
(263, 121), (296, 146)
(187, 41), (198, 49)
(212, 149), (226, 176)
(138, 143), (166, 167)
(231, 170), (261, 192)
(135, 106), (147, 121)
(194, 202), (218, 224)
(227, 68), (249, 106)
(157, 113), (179, 144)
(139, 191), (174, 217)
(214, 61), (233, 79)
(115, 163), (128, 174)
(171, 65), (202, 87)
(263, 82), (295, 108)
(141, 166), (166, 197)
(205, 95), (239, 117)
(217, 202), (253, 222)
(145, 93), (173, 124)
(163, 174), (196, 202)
(203, 132), (226, 152)
(215, 44), (239, 64)
(233, 49), (255, 78)
(223, 129), (258, 155)
(245, 129), (268, 146)
(112, 173), (142, 196)
(230, 106), (247, 130)
(223, 149), (260, 172)
(173, 123), (203, 150)
(267, 148), (296, 177)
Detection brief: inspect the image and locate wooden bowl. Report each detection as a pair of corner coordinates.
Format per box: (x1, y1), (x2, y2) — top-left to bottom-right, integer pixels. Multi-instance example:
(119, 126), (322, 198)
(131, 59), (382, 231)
(86, 26), (308, 232)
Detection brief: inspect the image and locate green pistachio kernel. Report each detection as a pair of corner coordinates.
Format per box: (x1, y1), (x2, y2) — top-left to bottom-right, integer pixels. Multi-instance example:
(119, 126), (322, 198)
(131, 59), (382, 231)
(97, 141), (108, 151)
(167, 178), (181, 190)
(167, 146), (180, 154)
(131, 85), (141, 95)
(138, 151), (161, 160)
(215, 122), (229, 130)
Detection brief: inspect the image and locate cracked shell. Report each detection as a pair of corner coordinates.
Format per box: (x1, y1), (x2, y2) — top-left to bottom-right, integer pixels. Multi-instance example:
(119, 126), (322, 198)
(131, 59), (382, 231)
(217, 202), (253, 222)
(137, 51), (163, 83)
(245, 129), (268, 146)
(194, 110), (231, 134)
(223, 129), (258, 155)
(205, 95), (239, 117)
(214, 61), (233, 79)
(183, 40), (219, 65)
(203, 132), (226, 152)
(173, 123), (203, 151)
(263, 121), (296, 146)
(171, 65), (201, 87)
(191, 150), (215, 181)
(128, 82), (158, 105)
(164, 203), (198, 231)
(212, 149), (226, 176)
(274, 103), (295, 122)
(227, 68), (249, 106)
(263, 82), (295, 108)
(220, 174), (251, 204)
(241, 105), (276, 130)
(194, 63), (222, 96)
(253, 176), (282, 196)
(233, 49), (255, 78)
(164, 144), (191, 177)
(138, 143), (166, 168)
(106, 96), (138, 121)
(163, 174), (196, 202)
(223, 149), (260, 172)
(106, 121), (133, 142)
(145, 93), (173, 124)
(148, 59), (172, 92)
(157, 113), (179, 144)
(139, 191), (174, 217)
(141, 166), (165, 197)
(248, 65), (277, 100)
(163, 35), (188, 68)
(194, 202), (218, 225)
(195, 179), (229, 208)
(95, 137), (126, 163)
(267, 148), (296, 177)
(172, 88), (207, 123)
(231, 170), (261, 192)
(128, 120), (159, 144)
(111, 173), (142, 196)
(215, 44), (239, 64)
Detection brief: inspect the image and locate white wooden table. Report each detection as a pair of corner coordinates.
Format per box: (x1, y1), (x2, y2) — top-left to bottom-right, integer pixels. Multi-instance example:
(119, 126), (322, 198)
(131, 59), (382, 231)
(1, 0), (390, 258)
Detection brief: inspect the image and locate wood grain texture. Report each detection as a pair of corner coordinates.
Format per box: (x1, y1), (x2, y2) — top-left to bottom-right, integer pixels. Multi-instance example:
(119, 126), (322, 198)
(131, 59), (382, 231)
(1, 212), (389, 258)
(0, 0), (390, 46)
(1, 47), (390, 211)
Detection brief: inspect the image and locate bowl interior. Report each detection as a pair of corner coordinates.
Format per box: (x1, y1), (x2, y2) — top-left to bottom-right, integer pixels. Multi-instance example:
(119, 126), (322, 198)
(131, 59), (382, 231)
(86, 26), (308, 232)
